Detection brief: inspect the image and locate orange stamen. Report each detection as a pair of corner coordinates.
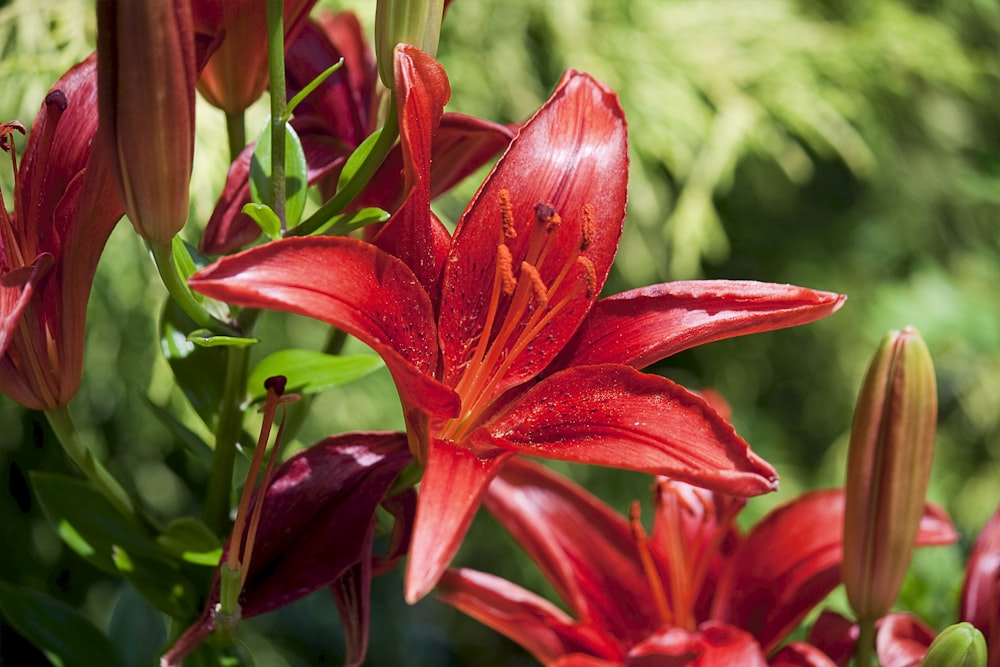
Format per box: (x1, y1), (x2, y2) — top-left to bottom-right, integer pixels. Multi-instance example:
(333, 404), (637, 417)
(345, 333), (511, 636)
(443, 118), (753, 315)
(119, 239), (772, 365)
(580, 203), (595, 251)
(577, 256), (597, 298)
(499, 189), (517, 240)
(520, 262), (549, 308)
(630, 501), (673, 625)
(497, 244), (516, 296)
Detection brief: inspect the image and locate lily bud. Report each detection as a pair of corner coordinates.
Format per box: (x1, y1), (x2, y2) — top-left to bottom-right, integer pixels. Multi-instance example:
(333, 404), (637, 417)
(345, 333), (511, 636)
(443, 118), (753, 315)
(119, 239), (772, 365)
(97, 0), (195, 243)
(919, 623), (988, 667)
(375, 0), (444, 88)
(842, 327), (938, 621)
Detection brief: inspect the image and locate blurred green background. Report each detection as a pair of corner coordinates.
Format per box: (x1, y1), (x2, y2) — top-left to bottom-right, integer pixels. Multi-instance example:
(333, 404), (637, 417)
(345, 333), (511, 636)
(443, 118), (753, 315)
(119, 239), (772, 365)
(1, 0), (999, 664)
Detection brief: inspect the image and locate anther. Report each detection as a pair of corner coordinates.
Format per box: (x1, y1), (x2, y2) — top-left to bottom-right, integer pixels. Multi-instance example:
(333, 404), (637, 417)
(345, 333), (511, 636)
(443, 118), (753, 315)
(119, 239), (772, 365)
(580, 203), (595, 251)
(534, 202), (561, 231)
(497, 244), (517, 296)
(520, 262), (549, 308)
(0, 121), (25, 154)
(577, 257), (597, 298)
(499, 189), (517, 239)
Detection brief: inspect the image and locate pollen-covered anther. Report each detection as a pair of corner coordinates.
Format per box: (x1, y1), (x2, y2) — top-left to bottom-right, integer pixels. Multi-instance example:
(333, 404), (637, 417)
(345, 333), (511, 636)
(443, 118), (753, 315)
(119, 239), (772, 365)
(534, 201), (561, 231)
(577, 256), (597, 298)
(497, 244), (517, 296)
(580, 203), (595, 251)
(499, 188), (517, 239)
(520, 262), (549, 308)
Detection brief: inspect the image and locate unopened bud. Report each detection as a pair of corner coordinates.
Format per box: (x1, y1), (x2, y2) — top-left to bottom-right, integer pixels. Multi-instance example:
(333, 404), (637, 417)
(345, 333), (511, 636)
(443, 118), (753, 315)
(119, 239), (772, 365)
(375, 0), (444, 88)
(97, 0), (195, 243)
(919, 623), (988, 667)
(842, 327), (938, 620)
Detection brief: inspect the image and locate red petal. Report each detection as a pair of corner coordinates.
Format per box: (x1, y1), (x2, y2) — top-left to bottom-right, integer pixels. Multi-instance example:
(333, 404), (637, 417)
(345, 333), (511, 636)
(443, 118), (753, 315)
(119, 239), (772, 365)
(438, 70), (628, 394)
(715, 492), (954, 654)
(554, 281), (846, 371)
(626, 623), (768, 667)
(476, 365), (779, 496)
(369, 46), (452, 301)
(199, 145), (257, 254)
(437, 568), (622, 664)
(807, 610), (858, 666)
(404, 439), (513, 602)
(484, 457), (661, 645)
(876, 612), (934, 667)
(189, 237), (460, 418)
(0, 256), (50, 357)
(769, 642), (838, 667)
(960, 502), (1000, 667)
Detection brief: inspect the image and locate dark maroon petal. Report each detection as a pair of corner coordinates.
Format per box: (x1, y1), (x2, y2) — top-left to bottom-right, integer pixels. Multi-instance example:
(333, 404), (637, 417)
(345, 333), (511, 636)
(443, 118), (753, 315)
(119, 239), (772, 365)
(807, 610), (858, 667)
(331, 558), (370, 667)
(404, 439), (513, 603)
(876, 613), (934, 667)
(484, 457), (660, 646)
(960, 502), (1000, 667)
(189, 236), (460, 418)
(553, 281), (846, 372)
(438, 70), (628, 396)
(437, 568), (623, 664)
(475, 365), (779, 497)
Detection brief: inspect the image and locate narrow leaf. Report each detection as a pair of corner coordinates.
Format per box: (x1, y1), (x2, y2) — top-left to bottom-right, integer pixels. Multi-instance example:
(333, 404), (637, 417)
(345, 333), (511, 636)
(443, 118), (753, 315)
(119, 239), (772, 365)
(249, 120), (309, 227)
(284, 58), (344, 120)
(314, 207), (391, 237)
(247, 349), (383, 400)
(338, 128), (382, 192)
(242, 203), (283, 240)
(186, 329), (259, 348)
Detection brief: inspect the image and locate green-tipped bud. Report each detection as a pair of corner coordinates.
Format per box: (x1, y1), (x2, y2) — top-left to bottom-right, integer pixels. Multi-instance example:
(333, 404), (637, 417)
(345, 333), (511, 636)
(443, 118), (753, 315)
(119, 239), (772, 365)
(842, 327), (938, 621)
(920, 623), (988, 667)
(97, 0), (196, 243)
(375, 0), (444, 88)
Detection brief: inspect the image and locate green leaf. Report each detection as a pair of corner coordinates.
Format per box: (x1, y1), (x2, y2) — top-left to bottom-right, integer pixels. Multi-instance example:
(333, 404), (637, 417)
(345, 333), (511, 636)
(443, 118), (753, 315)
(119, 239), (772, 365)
(160, 299), (229, 429)
(0, 582), (122, 667)
(187, 329), (259, 348)
(314, 206), (391, 236)
(108, 584), (167, 667)
(171, 234), (198, 281)
(157, 518), (224, 566)
(140, 394), (214, 469)
(285, 58), (344, 120)
(111, 547), (197, 619)
(250, 119), (309, 228)
(338, 128), (382, 192)
(242, 202), (283, 240)
(247, 350), (384, 401)
(30, 472), (162, 574)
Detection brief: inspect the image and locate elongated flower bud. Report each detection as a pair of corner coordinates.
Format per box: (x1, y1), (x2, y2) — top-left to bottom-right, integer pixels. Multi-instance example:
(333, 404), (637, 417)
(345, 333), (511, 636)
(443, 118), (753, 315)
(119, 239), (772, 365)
(97, 0), (195, 243)
(842, 327), (938, 620)
(375, 0), (444, 88)
(920, 623), (988, 667)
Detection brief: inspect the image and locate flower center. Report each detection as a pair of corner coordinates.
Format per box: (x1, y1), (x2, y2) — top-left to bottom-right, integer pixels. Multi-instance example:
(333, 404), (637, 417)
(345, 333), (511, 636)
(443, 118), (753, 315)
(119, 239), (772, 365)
(441, 189), (597, 442)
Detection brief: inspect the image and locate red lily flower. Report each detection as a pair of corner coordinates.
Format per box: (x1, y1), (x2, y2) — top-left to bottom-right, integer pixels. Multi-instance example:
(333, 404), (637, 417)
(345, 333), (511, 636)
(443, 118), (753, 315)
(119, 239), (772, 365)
(0, 55), (123, 409)
(811, 501), (1000, 667)
(162, 432), (414, 667)
(199, 12), (515, 254)
(189, 69), (846, 602)
(190, 0), (317, 116)
(436, 458), (957, 666)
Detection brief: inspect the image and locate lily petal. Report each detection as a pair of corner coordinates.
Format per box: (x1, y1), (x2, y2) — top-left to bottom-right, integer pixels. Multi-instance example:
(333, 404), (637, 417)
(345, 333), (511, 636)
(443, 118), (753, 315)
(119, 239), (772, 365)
(960, 502), (1000, 667)
(0, 256), (50, 357)
(769, 642), (838, 667)
(189, 236), (460, 418)
(476, 365), (779, 497)
(483, 457), (661, 645)
(331, 558), (370, 667)
(876, 612), (934, 667)
(553, 281), (846, 371)
(714, 491), (956, 654)
(439, 70), (628, 393)
(404, 438), (512, 603)
(437, 568), (622, 664)
(626, 623), (768, 667)
(807, 610), (859, 667)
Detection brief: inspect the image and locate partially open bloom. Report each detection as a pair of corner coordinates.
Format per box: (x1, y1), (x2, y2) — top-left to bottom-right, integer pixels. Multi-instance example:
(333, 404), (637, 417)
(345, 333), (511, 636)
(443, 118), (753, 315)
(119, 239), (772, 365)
(189, 69), (846, 602)
(191, 0), (316, 115)
(436, 458), (955, 666)
(842, 327), (938, 621)
(97, 0), (196, 243)
(0, 55), (123, 409)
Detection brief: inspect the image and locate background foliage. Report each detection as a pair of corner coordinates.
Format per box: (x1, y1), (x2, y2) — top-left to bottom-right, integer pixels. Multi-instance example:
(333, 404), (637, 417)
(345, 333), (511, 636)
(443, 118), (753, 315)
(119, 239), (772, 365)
(1, 0), (998, 664)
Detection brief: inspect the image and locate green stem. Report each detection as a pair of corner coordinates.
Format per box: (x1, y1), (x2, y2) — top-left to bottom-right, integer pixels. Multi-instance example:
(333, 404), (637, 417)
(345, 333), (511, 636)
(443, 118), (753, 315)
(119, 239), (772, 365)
(149, 240), (238, 336)
(291, 102), (399, 237)
(266, 0), (287, 230)
(854, 616), (876, 667)
(224, 111), (246, 163)
(201, 344), (251, 533)
(45, 407), (136, 519)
